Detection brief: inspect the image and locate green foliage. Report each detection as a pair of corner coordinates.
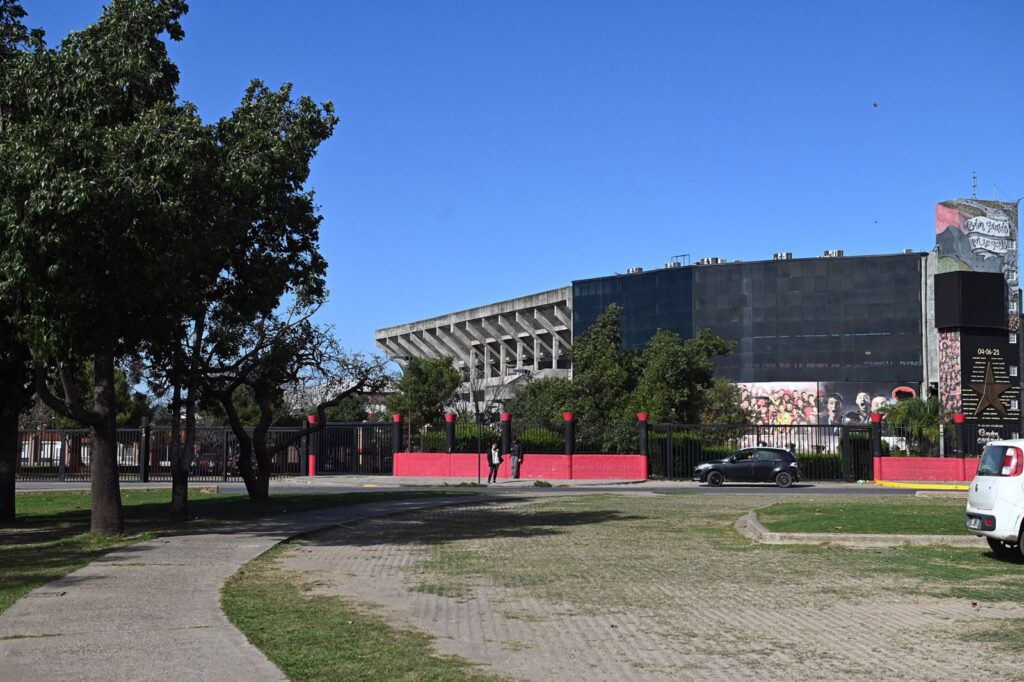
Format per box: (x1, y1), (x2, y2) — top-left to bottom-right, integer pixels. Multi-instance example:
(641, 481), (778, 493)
(317, 395), (369, 423)
(28, 364), (154, 428)
(386, 357), (461, 426)
(700, 378), (756, 426)
(200, 385), (300, 427)
(505, 377), (572, 425)
(881, 397), (941, 454)
(420, 422), (495, 453)
(510, 305), (736, 453)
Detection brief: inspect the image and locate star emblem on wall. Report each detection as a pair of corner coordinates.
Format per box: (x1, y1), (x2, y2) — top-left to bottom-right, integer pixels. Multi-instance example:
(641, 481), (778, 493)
(969, 361), (1011, 417)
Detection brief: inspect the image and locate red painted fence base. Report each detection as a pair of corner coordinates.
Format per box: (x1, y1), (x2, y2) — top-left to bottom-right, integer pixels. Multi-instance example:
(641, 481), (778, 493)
(873, 456), (980, 482)
(393, 452), (648, 481)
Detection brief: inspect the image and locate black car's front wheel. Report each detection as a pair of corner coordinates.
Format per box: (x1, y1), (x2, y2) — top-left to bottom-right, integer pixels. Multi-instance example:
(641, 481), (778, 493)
(775, 471), (794, 488)
(706, 471), (724, 487)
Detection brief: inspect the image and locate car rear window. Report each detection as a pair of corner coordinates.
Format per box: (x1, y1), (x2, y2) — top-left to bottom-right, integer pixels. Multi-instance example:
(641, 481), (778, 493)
(978, 445), (1015, 476)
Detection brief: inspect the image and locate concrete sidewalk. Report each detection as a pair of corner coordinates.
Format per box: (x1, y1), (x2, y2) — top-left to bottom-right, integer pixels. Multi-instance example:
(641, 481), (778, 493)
(0, 495), (507, 681)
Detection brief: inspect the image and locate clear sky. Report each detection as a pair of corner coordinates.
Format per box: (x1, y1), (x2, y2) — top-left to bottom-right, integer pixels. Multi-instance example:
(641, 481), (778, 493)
(22, 1), (1024, 356)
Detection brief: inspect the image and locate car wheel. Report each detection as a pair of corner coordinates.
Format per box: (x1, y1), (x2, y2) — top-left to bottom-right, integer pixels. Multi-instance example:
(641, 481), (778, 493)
(775, 471), (793, 488)
(706, 471), (724, 487)
(987, 537), (1019, 558)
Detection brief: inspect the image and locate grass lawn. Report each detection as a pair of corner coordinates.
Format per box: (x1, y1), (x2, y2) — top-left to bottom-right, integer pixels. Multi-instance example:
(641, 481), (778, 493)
(222, 546), (502, 682)
(0, 489), (465, 616)
(756, 496), (968, 535)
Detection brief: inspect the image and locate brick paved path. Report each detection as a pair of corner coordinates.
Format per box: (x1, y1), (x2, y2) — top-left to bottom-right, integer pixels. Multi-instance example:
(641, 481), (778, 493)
(282, 500), (1024, 681)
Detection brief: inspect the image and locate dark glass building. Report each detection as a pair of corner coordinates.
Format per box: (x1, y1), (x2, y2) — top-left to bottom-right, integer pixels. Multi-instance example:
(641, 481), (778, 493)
(573, 253), (924, 384)
(573, 253), (928, 425)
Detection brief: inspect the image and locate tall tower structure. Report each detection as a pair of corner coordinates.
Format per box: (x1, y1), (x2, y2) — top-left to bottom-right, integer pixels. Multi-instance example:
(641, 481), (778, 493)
(935, 199), (1021, 438)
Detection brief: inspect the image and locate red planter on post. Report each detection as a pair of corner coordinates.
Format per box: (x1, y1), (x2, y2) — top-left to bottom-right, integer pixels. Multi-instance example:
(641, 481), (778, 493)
(444, 413), (456, 453)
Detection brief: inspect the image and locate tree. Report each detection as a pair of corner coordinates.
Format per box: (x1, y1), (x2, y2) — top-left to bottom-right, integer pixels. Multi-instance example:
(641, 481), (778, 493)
(632, 329), (735, 424)
(211, 319), (389, 501)
(0, 1), (41, 525)
(505, 377), (573, 425)
(145, 78), (337, 520)
(386, 357), (461, 426)
(508, 305), (738, 452)
(1, 0), (223, 534)
(25, 365), (155, 429)
(567, 304), (636, 452)
(699, 378), (756, 426)
(881, 397), (941, 454)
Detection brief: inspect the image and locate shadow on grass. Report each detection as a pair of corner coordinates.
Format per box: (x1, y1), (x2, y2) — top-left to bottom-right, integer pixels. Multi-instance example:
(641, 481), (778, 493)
(298, 504), (646, 548)
(1, 491), (466, 546)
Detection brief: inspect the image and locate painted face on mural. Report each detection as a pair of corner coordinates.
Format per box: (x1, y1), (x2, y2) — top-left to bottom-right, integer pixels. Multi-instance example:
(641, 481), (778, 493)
(871, 395), (888, 413)
(855, 392), (871, 413)
(826, 395), (843, 423)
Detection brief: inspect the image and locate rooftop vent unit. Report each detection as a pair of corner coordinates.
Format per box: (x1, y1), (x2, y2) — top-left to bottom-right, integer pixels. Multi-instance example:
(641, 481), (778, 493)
(626, 266), (644, 274)
(823, 249), (844, 258)
(772, 252), (793, 260)
(664, 261), (682, 269)
(903, 248), (914, 254)
(697, 257), (723, 265)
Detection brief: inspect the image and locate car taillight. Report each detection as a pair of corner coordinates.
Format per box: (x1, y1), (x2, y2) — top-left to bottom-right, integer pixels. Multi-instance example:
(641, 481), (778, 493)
(1001, 447), (1024, 476)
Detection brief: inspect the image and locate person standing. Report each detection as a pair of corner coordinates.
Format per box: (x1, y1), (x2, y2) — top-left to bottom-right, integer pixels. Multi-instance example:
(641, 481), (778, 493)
(510, 437), (524, 479)
(487, 442), (501, 484)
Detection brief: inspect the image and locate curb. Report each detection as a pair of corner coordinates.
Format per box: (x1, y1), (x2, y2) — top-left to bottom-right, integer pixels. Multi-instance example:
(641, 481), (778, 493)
(875, 480), (969, 491)
(735, 511), (985, 548)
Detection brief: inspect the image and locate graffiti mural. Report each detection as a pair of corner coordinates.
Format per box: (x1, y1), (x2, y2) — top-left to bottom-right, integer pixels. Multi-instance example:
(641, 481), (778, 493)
(737, 382), (920, 426)
(817, 382), (918, 426)
(938, 330), (962, 414)
(738, 383), (818, 425)
(936, 199), (1019, 332)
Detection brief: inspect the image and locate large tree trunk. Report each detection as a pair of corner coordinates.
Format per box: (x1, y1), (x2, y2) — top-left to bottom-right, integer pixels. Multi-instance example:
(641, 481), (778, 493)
(0, 408), (18, 525)
(171, 315), (205, 522)
(90, 351), (124, 535)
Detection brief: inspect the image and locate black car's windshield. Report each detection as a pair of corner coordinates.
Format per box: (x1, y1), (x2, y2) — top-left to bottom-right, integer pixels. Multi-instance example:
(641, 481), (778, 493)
(978, 445), (1011, 476)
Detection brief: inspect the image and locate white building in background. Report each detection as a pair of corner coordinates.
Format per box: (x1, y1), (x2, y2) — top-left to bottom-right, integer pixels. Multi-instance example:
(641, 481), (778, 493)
(375, 287), (573, 411)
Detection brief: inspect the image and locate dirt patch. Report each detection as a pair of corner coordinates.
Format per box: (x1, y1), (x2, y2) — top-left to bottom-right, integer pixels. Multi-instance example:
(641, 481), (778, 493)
(278, 495), (1024, 681)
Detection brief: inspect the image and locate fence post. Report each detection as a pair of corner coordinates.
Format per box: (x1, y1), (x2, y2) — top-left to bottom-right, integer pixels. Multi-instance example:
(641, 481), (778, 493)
(58, 430), (67, 482)
(33, 427), (42, 470)
(869, 413), (882, 458)
(840, 427), (852, 482)
(307, 415), (318, 477)
(221, 428), (230, 482)
(444, 413), (456, 453)
(392, 414), (404, 455)
(637, 412), (649, 457)
(500, 413), (511, 457)
(563, 412), (575, 480)
(953, 412), (966, 457)
(139, 417), (149, 483)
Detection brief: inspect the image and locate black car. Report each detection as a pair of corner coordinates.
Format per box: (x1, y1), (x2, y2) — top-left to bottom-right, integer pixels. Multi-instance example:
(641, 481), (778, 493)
(693, 447), (800, 487)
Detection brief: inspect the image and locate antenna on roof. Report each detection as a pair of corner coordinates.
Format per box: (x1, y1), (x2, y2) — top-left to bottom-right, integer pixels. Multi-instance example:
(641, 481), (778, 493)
(669, 253), (691, 266)
(972, 170), (977, 199)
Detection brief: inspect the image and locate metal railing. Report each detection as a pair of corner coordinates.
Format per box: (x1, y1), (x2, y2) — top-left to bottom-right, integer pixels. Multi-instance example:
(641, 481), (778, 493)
(16, 422), (394, 482)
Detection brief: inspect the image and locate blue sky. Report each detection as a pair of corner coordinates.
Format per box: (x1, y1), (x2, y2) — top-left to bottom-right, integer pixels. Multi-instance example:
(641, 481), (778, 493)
(23, 1), (1024, 355)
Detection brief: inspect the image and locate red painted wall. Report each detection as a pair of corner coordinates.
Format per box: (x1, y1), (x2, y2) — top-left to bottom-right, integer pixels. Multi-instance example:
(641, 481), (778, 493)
(393, 452), (647, 480)
(873, 456), (980, 482)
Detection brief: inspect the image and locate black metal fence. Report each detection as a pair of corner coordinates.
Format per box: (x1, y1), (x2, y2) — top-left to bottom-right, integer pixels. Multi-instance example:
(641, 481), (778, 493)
(16, 422), (394, 482)
(648, 424), (876, 481)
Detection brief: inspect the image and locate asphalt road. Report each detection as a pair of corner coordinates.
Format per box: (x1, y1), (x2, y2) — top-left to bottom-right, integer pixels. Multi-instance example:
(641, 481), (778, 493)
(16, 475), (925, 497)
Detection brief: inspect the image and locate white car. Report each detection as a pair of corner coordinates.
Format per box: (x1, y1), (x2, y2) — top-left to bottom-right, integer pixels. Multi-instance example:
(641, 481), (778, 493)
(966, 440), (1024, 558)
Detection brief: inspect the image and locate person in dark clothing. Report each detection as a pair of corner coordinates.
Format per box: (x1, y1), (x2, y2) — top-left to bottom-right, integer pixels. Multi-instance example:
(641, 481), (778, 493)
(487, 442), (501, 483)
(509, 437), (524, 479)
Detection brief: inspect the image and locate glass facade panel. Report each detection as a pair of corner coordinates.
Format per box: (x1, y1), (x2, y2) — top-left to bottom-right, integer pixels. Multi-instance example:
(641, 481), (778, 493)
(572, 254), (924, 384)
